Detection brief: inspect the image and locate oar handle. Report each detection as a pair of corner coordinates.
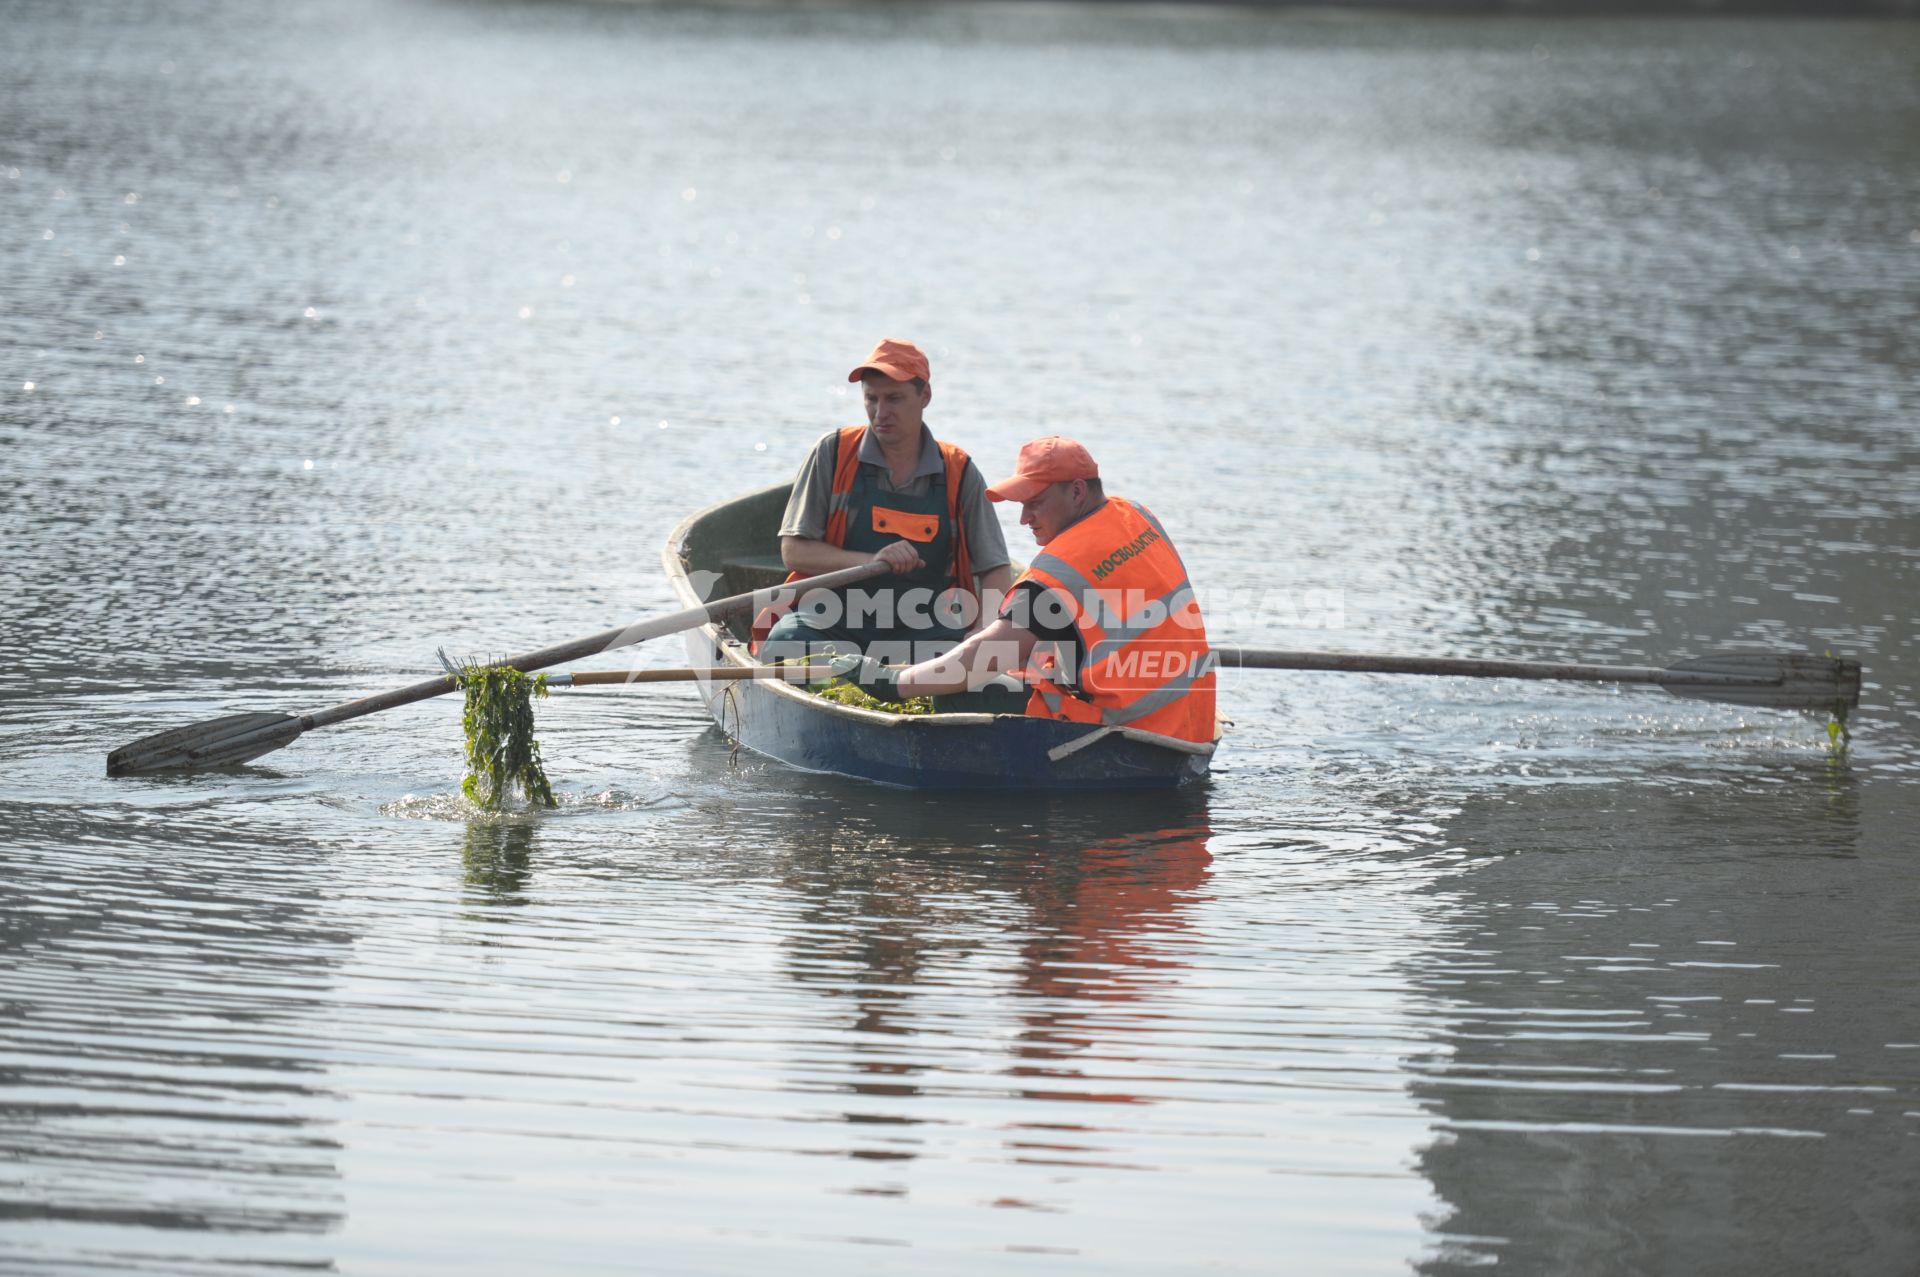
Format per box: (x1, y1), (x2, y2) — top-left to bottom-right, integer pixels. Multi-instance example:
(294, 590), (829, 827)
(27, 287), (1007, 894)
(302, 561), (890, 730)
(551, 666), (829, 686)
(1208, 646), (1759, 688)
(1207, 645), (1860, 711)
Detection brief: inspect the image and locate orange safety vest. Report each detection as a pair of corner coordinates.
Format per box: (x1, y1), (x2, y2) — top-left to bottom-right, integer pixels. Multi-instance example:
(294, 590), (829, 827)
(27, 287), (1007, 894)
(1012, 497), (1216, 744)
(751, 426), (977, 645)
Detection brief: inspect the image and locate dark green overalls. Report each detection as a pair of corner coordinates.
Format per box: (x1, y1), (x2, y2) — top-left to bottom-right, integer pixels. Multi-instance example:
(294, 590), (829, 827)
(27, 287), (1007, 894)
(763, 463), (968, 667)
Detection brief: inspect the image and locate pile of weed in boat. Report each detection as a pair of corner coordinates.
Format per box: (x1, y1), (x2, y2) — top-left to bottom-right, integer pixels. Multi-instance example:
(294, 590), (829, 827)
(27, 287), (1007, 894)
(817, 678), (935, 715)
(772, 653), (935, 715)
(455, 663), (557, 810)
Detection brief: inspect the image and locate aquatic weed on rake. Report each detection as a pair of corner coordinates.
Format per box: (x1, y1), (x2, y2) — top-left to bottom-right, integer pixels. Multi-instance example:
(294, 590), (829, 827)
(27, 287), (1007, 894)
(452, 661), (557, 811)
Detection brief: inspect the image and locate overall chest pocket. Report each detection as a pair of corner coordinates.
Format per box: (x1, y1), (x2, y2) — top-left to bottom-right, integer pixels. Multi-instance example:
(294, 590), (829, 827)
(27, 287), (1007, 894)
(871, 506), (940, 543)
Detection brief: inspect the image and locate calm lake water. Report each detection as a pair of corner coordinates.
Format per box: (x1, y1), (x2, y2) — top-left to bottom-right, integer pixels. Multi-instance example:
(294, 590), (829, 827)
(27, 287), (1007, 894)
(4, 1), (1919, 1273)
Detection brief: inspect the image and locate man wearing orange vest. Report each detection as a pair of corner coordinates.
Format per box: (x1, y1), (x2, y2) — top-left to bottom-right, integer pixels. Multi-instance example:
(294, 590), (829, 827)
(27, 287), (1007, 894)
(760, 339), (1012, 673)
(887, 437), (1217, 744)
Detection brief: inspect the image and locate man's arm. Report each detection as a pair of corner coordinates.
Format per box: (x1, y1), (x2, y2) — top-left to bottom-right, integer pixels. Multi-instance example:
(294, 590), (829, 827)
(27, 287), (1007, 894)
(954, 459), (1010, 570)
(972, 564), (1014, 632)
(782, 534), (921, 575)
(777, 432), (922, 575)
(893, 616), (1041, 699)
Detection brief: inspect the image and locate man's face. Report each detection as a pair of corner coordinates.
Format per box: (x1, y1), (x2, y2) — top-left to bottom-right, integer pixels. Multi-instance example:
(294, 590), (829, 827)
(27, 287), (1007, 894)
(862, 374), (930, 446)
(1019, 480), (1085, 546)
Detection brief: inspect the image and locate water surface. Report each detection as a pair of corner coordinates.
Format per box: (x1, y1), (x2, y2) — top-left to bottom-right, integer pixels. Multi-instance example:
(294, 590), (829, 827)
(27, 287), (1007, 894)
(3, 2), (1918, 1273)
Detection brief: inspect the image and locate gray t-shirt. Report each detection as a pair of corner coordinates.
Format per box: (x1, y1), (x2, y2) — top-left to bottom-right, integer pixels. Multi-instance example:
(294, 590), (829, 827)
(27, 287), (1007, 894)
(778, 424), (1011, 576)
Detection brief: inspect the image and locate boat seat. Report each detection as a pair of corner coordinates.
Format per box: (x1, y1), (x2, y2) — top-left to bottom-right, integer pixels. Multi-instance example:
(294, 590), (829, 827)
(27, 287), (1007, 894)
(719, 553), (791, 595)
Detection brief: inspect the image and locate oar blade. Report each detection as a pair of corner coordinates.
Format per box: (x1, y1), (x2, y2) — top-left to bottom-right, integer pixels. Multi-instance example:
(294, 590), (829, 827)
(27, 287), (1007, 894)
(104, 561), (895, 780)
(1662, 653), (1861, 712)
(106, 712), (305, 776)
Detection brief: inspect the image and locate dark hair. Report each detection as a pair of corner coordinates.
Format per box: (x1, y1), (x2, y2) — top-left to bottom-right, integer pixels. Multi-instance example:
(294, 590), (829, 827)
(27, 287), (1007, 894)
(860, 370), (929, 394)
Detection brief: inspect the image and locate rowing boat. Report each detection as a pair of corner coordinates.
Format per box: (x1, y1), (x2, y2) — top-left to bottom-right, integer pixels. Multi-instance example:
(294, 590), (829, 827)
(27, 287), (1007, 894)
(662, 483), (1219, 790)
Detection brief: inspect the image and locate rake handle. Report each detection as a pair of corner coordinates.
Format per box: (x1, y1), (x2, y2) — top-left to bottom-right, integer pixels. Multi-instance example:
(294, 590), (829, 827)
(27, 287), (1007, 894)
(1208, 647), (1771, 688)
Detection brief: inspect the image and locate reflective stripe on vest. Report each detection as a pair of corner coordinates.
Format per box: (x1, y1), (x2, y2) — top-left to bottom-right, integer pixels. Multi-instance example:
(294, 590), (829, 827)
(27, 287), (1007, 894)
(1084, 582), (1195, 669)
(1096, 650), (1218, 727)
(1012, 498), (1215, 744)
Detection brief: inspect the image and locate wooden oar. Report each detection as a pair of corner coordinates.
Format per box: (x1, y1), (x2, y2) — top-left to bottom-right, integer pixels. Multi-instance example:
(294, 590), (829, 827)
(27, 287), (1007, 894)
(546, 666), (834, 686)
(553, 648), (1860, 713)
(105, 562), (891, 776)
(1208, 646), (1861, 712)
(559, 649), (1862, 711)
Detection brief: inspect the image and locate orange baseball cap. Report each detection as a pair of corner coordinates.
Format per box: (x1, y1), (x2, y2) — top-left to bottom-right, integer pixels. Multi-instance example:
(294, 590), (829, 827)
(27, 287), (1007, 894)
(847, 338), (931, 385)
(985, 436), (1100, 503)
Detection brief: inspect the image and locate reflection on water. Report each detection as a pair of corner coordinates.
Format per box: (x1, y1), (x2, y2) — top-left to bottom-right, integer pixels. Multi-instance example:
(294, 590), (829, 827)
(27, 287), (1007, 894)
(460, 817), (538, 903)
(775, 797), (1213, 1122)
(1003, 827), (1211, 1123)
(4, 0), (1919, 1271)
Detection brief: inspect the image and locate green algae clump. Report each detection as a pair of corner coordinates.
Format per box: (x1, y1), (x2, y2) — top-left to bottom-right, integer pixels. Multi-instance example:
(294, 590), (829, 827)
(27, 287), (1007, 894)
(769, 654), (935, 716)
(814, 678), (935, 716)
(456, 663), (557, 811)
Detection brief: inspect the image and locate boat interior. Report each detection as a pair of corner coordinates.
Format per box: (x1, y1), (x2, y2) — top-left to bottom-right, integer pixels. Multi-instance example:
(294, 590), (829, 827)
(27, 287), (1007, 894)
(674, 484), (793, 646)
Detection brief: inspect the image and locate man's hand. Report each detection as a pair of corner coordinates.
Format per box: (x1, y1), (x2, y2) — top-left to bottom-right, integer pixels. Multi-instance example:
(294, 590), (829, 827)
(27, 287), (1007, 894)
(892, 616), (1042, 700)
(873, 539), (925, 574)
(826, 653), (896, 689)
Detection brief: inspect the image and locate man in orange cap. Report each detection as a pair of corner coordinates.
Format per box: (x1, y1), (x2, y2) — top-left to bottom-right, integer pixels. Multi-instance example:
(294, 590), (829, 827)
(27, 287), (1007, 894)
(886, 436), (1217, 744)
(760, 339), (1011, 674)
